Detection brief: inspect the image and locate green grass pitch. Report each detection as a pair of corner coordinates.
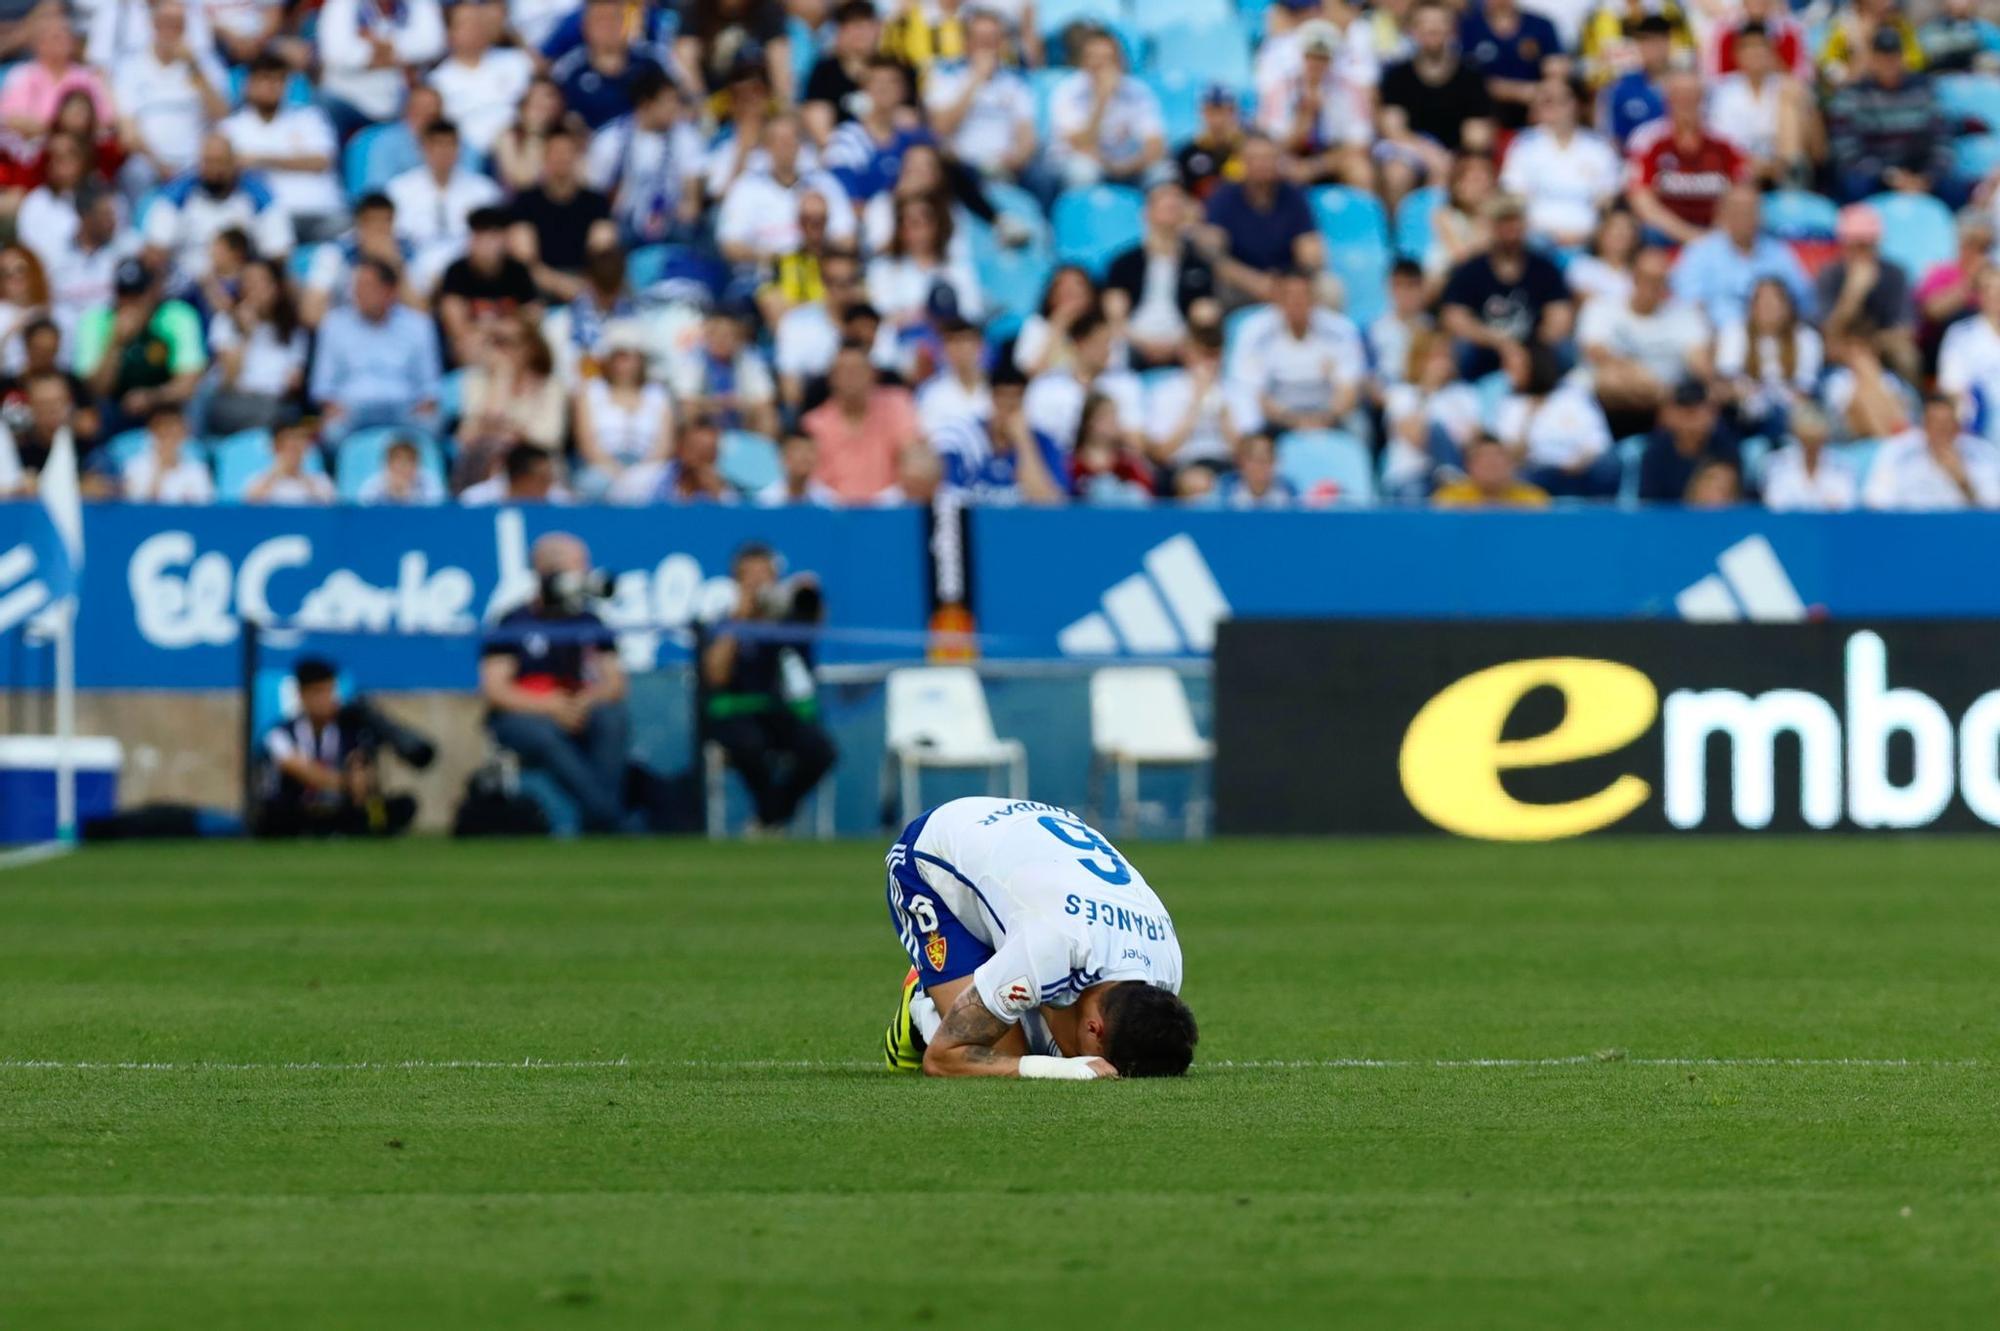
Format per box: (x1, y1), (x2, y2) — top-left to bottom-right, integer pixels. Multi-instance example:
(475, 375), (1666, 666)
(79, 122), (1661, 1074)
(3, 836), (1998, 1328)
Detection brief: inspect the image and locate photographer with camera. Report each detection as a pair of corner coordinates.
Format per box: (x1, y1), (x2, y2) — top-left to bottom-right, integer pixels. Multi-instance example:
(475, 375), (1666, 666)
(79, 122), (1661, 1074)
(480, 532), (632, 832)
(255, 657), (429, 838)
(701, 542), (838, 836)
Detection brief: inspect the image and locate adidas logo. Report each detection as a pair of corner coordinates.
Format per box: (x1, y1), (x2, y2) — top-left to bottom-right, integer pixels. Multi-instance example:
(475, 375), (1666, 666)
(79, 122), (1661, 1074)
(1058, 534), (1232, 656)
(0, 542), (52, 636)
(1674, 535), (1807, 623)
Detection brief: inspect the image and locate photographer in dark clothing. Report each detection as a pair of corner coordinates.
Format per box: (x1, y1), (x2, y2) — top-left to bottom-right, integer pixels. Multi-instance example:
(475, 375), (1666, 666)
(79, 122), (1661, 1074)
(701, 542), (838, 835)
(256, 657), (429, 837)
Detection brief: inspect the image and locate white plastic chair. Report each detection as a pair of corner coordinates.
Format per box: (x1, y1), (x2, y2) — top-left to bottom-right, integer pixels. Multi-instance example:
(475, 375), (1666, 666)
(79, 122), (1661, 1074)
(702, 741), (835, 840)
(1089, 668), (1214, 838)
(884, 667), (1027, 824)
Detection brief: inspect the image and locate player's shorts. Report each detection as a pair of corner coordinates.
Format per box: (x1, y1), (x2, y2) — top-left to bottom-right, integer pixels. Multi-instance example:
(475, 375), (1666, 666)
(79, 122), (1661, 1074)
(885, 809), (993, 987)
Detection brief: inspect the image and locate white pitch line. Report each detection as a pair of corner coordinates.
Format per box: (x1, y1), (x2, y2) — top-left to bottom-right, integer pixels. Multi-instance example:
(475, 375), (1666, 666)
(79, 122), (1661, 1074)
(0, 841), (71, 873)
(0, 1055), (1983, 1073)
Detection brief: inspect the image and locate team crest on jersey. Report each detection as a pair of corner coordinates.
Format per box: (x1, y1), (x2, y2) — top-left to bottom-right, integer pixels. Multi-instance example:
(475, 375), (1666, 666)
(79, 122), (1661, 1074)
(924, 931), (948, 971)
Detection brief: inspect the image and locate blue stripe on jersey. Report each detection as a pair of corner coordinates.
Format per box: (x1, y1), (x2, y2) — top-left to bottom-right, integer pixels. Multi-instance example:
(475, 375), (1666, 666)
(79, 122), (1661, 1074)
(913, 850), (1006, 934)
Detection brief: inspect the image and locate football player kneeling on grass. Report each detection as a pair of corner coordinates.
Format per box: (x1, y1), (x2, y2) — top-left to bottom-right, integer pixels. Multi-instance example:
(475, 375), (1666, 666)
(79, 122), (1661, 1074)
(883, 797), (1196, 1079)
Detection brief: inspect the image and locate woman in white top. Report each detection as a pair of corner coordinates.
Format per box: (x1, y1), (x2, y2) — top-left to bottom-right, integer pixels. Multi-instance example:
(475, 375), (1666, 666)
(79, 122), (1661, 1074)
(860, 144), (973, 264)
(1715, 277), (1821, 439)
(865, 194), (984, 332)
(1492, 350), (1617, 497)
(574, 328), (674, 492)
(1761, 402), (1858, 512)
(207, 258), (308, 435)
(1562, 209), (1640, 310)
(1381, 330), (1487, 498)
(1012, 265), (1100, 377)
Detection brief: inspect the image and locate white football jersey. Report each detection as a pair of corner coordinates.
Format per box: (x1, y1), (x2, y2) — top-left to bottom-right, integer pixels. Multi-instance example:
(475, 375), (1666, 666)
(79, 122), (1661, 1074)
(887, 798), (1184, 1027)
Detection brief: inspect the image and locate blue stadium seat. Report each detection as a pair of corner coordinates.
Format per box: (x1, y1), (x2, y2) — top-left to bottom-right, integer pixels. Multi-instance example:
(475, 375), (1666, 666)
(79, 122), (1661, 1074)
(1394, 186), (1444, 263)
(104, 429), (212, 472)
(212, 429), (322, 501)
(1222, 302), (1262, 364)
(1276, 430), (1376, 506)
(1038, 0), (1122, 41)
(1760, 189), (1839, 241)
(719, 430), (781, 493)
(344, 123), (397, 198)
(288, 243), (320, 281)
(1614, 435), (1648, 507)
(1130, 0), (1232, 38)
(438, 369), (466, 422)
(1738, 436), (1772, 492)
(1311, 186), (1391, 327)
(334, 427), (448, 500)
(1030, 66), (1067, 141)
(970, 183), (1055, 325)
(1866, 192), (1956, 281)
(1937, 73), (2000, 134)
(1957, 134), (2000, 183)
(1149, 23), (1254, 94)
(1144, 68), (1206, 149)
(224, 66), (316, 109)
(1837, 438), (1881, 488)
(1053, 185), (1145, 276)
(625, 244), (677, 292)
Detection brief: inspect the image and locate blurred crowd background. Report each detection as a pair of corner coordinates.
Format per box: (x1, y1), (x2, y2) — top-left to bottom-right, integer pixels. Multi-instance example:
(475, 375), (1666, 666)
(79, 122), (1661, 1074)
(0, 0), (1998, 512)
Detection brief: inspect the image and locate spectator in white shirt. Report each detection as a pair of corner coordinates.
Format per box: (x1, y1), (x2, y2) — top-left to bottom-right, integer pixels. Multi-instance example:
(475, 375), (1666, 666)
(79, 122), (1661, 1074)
(318, 0), (447, 130)
(866, 194), (984, 346)
(1500, 77), (1621, 249)
(1762, 403), (1858, 512)
(1494, 348), (1620, 497)
(1577, 244), (1711, 430)
(715, 113), (857, 266)
(356, 435), (447, 504)
(121, 403), (214, 503)
(427, 0), (534, 157)
(1257, 19), (1374, 188)
(386, 119), (503, 291)
(1705, 21), (1808, 187)
(572, 323), (674, 493)
(1144, 325), (1255, 474)
(221, 53), (346, 243)
(1228, 267), (1367, 435)
(142, 134), (295, 290)
(587, 66), (706, 246)
(243, 418), (335, 505)
(916, 318), (992, 437)
(207, 257), (307, 434)
(14, 132), (92, 269)
(923, 10), (1037, 180)
(1381, 329), (1486, 497)
(1047, 28), (1166, 190)
(43, 187), (127, 346)
(1025, 311), (1145, 451)
(1937, 269), (2000, 441)
(1716, 277), (1822, 440)
(1863, 394), (2000, 510)
(91, 0), (221, 88)
(111, 0), (228, 195)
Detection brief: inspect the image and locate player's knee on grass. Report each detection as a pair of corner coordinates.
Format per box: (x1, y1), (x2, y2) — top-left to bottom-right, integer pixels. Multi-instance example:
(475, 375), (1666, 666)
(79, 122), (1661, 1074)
(1100, 982), (1199, 1078)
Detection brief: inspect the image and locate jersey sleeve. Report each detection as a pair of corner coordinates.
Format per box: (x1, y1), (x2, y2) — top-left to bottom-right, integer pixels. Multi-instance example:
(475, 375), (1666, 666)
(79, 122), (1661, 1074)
(971, 917), (1081, 1026)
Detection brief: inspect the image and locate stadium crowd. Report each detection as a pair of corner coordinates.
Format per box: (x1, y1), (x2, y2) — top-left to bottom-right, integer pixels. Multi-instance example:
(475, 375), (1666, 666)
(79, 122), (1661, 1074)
(0, 0), (1997, 511)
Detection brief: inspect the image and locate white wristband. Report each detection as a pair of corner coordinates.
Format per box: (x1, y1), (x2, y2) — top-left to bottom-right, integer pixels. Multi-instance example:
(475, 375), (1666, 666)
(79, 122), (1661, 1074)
(1018, 1055), (1101, 1081)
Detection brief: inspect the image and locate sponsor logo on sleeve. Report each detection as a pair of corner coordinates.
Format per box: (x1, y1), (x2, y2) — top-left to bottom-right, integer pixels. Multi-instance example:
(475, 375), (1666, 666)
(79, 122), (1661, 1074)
(995, 977), (1035, 1017)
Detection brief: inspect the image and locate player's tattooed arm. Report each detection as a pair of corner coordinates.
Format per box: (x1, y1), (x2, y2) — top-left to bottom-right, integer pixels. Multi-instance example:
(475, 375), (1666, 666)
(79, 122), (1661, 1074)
(921, 984), (1022, 1078)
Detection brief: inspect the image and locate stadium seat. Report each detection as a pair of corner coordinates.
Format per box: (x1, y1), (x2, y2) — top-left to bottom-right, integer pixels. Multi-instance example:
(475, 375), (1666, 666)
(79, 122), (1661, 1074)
(334, 427), (448, 500)
(1311, 186), (1392, 326)
(1037, 0), (1121, 41)
(438, 369), (465, 422)
(1738, 436), (1772, 493)
(1144, 67), (1207, 149)
(1837, 438), (1881, 488)
(1866, 192), (1956, 283)
(288, 243), (320, 281)
(1130, 0), (1232, 38)
(1149, 23), (1254, 94)
(1222, 302), (1263, 364)
(343, 123), (393, 199)
(1275, 430), (1376, 506)
(625, 244), (677, 292)
(1394, 186), (1444, 263)
(1936, 73), (2000, 134)
(211, 429), (329, 501)
(1089, 666), (1213, 837)
(883, 666), (1027, 825)
(1760, 189), (1839, 242)
(1957, 133), (2000, 184)
(1614, 435), (1648, 507)
(104, 429), (212, 473)
(719, 430), (781, 492)
(1030, 66), (1067, 142)
(1053, 185), (1145, 277)
(970, 183), (1055, 325)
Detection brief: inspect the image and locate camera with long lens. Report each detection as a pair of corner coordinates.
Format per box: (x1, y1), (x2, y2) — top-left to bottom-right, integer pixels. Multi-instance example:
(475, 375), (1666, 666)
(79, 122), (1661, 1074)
(755, 576), (824, 624)
(540, 567), (615, 616)
(340, 698), (438, 770)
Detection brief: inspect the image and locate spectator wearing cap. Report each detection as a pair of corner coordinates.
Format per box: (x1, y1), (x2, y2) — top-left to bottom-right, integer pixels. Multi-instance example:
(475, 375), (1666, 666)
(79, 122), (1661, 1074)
(120, 402), (212, 503)
(1937, 269), (2000, 438)
(923, 8), (1037, 182)
(1706, 21), (1811, 188)
(142, 134), (292, 291)
(1670, 185), (1812, 328)
(803, 1), (884, 142)
(1639, 380), (1741, 503)
(552, 0), (669, 131)
(110, 0), (226, 196)
(1761, 403), (1858, 512)
(1816, 202), (1918, 383)
(825, 56), (935, 202)
(302, 193), (414, 329)
(915, 317), (991, 438)
(1865, 394), (2000, 510)
(930, 361), (1066, 505)
(1229, 267), (1366, 437)
(1597, 12), (1672, 147)
(716, 113), (858, 266)
(1920, 0), (2000, 75)
(437, 207), (541, 369)
(1826, 26), (1954, 205)
(244, 418), (334, 506)
(1501, 76), (1621, 251)
(387, 119), (503, 289)
(220, 54), (346, 244)
(1379, 1), (1495, 156)
(1578, 244), (1711, 435)
(1431, 433), (1550, 508)
(803, 340), (922, 503)
(356, 436), (446, 505)
(1024, 311), (1144, 453)
(76, 258), (207, 435)
(756, 432), (840, 507)
(309, 257), (443, 437)
(671, 301), (779, 438)
(1440, 193), (1574, 380)
(1257, 19), (1374, 189)
(1046, 27), (1166, 191)
(1459, 0), (1563, 130)
(317, 0), (446, 133)
(509, 129), (616, 305)
(1200, 133), (1323, 307)
(1819, 0), (1922, 88)
(586, 66), (706, 247)
(1176, 84), (1247, 204)
(1624, 70), (1749, 246)
(1146, 323), (1254, 476)
(1492, 346), (1618, 497)
(427, 0), (534, 157)
(1103, 182), (1220, 370)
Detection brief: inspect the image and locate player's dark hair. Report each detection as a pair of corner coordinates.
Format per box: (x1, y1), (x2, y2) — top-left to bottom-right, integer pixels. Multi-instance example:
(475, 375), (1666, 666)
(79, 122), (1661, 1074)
(294, 656), (337, 688)
(1099, 982), (1197, 1078)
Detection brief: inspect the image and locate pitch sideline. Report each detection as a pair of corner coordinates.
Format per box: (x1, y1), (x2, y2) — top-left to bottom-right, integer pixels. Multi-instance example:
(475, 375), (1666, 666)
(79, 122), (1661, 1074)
(0, 1055), (1982, 1072)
